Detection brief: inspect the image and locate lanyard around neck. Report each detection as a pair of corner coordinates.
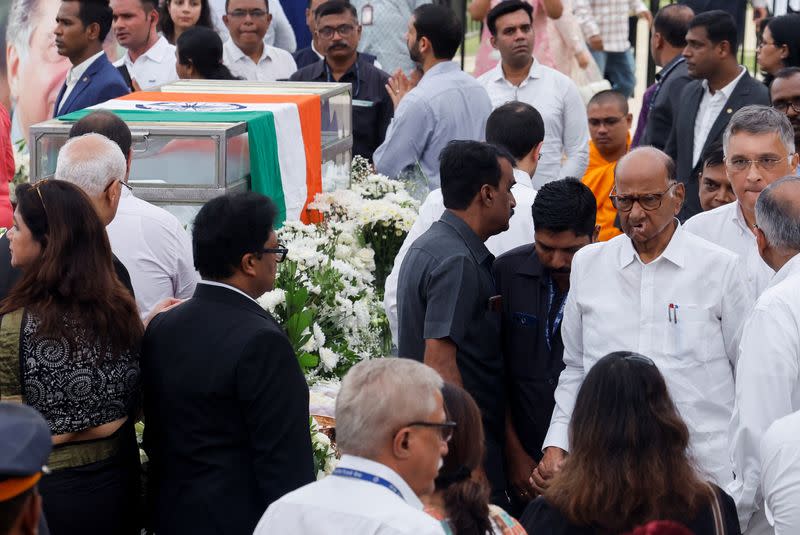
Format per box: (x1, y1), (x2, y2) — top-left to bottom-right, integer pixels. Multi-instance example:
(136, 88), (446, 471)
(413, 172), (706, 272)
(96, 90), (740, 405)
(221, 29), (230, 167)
(332, 467), (404, 500)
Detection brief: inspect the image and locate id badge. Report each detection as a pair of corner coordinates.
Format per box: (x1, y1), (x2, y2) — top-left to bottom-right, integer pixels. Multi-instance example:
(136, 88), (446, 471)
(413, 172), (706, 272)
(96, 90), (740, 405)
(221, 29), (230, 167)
(361, 3), (373, 25)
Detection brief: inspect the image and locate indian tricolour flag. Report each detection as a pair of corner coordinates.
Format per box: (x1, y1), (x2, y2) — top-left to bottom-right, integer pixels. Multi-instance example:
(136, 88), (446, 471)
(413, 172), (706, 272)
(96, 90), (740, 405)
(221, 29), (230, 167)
(58, 91), (323, 226)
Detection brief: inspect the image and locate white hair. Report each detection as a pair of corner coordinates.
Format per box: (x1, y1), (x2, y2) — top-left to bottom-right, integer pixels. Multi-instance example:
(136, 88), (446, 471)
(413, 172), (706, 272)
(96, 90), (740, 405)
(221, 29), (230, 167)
(723, 105), (796, 156)
(756, 176), (800, 251)
(55, 133), (127, 198)
(335, 358), (443, 458)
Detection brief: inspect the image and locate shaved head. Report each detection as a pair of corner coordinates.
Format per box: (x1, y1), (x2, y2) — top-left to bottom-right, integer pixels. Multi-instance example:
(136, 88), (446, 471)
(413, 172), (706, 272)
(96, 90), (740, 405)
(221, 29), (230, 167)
(588, 89), (628, 115)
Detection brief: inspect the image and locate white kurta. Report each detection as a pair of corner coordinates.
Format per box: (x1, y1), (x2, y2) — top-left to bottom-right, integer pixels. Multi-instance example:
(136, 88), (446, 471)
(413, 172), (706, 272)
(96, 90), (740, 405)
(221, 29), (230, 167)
(543, 224), (750, 486)
(729, 253), (800, 534)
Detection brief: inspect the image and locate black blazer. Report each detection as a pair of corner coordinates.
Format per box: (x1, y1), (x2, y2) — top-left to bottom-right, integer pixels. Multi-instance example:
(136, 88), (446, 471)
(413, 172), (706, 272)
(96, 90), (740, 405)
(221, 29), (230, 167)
(664, 71), (770, 220)
(640, 57), (692, 151)
(141, 283), (315, 535)
(492, 244), (565, 463)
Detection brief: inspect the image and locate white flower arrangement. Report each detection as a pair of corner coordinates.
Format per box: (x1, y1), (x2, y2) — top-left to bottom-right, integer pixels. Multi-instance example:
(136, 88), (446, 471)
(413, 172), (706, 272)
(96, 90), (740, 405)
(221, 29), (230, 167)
(310, 417), (337, 480)
(11, 139), (30, 204)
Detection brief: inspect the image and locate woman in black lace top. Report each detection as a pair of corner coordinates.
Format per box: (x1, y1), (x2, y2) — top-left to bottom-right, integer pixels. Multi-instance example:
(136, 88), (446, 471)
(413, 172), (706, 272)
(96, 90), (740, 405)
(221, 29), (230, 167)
(0, 180), (143, 535)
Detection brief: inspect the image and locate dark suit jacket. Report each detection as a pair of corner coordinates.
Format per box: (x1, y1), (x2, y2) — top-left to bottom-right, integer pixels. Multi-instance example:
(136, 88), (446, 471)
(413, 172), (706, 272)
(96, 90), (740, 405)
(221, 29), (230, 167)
(141, 283), (315, 535)
(640, 57), (692, 151)
(0, 234), (134, 302)
(492, 244), (565, 463)
(53, 53), (130, 117)
(664, 71), (770, 220)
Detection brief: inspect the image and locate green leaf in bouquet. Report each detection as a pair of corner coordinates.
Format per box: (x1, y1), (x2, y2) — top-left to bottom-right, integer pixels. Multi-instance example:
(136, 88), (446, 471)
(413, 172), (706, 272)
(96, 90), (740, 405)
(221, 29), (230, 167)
(298, 351), (320, 371)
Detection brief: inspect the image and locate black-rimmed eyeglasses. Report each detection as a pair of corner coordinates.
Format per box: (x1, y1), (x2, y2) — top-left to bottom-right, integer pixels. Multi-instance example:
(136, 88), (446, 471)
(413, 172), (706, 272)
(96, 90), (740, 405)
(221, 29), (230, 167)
(609, 183), (677, 212)
(103, 179), (133, 193)
(407, 420), (458, 443)
(261, 244), (288, 263)
(773, 98), (800, 115)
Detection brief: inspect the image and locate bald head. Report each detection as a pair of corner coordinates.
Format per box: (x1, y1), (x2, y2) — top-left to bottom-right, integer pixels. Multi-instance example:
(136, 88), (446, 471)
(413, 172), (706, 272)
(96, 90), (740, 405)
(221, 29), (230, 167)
(588, 90), (628, 115)
(756, 176), (800, 252)
(55, 133), (127, 198)
(616, 147), (676, 188)
(68, 111), (132, 158)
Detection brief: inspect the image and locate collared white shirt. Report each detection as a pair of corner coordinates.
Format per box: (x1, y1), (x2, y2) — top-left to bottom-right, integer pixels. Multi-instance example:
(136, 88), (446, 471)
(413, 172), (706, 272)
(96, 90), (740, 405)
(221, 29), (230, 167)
(222, 39), (297, 82)
(544, 225), (750, 486)
(729, 253), (800, 534)
(478, 60), (589, 190)
(106, 189), (198, 319)
(196, 279), (260, 306)
(113, 35), (177, 90)
(58, 50), (104, 113)
(684, 201), (773, 301)
(384, 168), (536, 345)
(253, 455), (445, 535)
(693, 66), (747, 167)
(761, 410), (800, 535)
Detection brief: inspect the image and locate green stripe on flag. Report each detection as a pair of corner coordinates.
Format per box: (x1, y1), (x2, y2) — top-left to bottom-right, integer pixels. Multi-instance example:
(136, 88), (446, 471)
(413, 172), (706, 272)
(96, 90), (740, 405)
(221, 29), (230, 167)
(59, 108), (288, 227)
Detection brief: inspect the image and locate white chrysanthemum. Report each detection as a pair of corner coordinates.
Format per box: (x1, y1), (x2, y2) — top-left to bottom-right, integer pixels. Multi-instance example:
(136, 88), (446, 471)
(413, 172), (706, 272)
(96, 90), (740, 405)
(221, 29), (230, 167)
(312, 323), (326, 349)
(319, 347), (340, 371)
(257, 288), (286, 312)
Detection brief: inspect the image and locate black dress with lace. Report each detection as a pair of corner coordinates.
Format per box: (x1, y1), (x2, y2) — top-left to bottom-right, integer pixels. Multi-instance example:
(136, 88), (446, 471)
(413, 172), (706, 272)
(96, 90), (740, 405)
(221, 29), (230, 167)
(20, 310), (142, 535)
(21, 311), (140, 433)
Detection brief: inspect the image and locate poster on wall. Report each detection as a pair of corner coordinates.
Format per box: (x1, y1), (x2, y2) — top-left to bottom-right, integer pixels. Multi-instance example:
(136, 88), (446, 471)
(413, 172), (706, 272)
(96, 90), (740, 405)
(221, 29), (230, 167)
(2, 0), (126, 146)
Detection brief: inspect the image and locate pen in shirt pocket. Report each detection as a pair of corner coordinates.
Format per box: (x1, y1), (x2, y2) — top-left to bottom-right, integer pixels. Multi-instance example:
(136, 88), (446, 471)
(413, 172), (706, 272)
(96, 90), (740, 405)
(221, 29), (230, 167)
(668, 303), (679, 324)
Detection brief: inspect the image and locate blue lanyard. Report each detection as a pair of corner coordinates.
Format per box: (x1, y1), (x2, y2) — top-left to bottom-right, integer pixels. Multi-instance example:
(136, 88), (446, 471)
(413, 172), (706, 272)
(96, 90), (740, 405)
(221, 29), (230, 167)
(648, 57), (685, 113)
(325, 60), (361, 97)
(332, 467), (404, 500)
(545, 277), (567, 351)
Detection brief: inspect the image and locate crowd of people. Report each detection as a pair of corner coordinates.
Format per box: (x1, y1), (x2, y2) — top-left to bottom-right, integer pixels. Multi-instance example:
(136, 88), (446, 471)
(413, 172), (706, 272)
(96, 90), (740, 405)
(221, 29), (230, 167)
(2, 0), (800, 534)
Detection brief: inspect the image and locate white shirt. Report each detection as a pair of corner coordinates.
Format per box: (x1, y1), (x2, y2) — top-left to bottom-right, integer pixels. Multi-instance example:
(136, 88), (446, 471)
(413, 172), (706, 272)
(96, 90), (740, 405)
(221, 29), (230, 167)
(761, 410), (800, 535)
(222, 39), (297, 82)
(106, 189), (198, 319)
(693, 66), (747, 167)
(544, 225), (750, 486)
(384, 168), (537, 345)
(684, 201), (773, 302)
(478, 60), (589, 190)
(113, 35), (177, 90)
(253, 455), (446, 535)
(208, 0), (297, 52)
(729, 253), (800, 534)
(58, 50), (104, 114)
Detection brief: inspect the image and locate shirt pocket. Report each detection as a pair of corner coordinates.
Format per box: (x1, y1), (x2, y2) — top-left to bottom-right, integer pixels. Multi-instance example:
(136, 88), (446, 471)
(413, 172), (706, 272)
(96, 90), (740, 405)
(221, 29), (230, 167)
(662, 304), (714, 361)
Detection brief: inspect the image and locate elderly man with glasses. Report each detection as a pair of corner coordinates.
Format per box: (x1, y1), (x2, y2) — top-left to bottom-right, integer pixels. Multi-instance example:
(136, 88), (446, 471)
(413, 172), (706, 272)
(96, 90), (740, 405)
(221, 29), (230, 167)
(684, 105), (798, 302)
(254, 358), (450, 535)
(531, 146), (751, 498)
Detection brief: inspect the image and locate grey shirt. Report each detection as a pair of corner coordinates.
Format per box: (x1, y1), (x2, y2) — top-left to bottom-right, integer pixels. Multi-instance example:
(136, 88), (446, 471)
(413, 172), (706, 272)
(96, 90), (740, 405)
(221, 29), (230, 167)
(373, 61), (493, 189)
(396, 210), (504, 442)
